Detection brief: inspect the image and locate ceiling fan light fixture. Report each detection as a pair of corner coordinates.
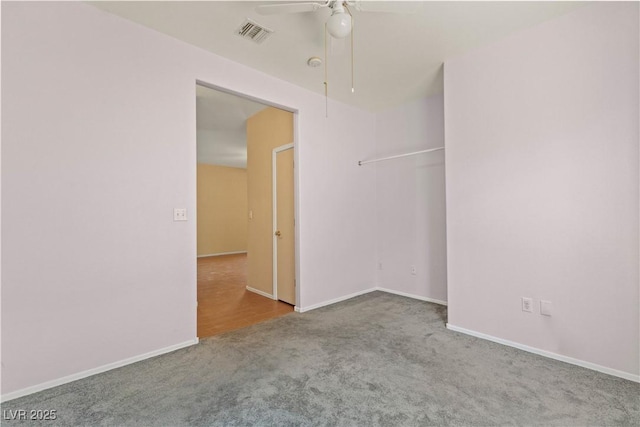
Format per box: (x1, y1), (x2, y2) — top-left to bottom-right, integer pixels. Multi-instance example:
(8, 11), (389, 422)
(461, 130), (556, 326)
(326, 9), (351, 38)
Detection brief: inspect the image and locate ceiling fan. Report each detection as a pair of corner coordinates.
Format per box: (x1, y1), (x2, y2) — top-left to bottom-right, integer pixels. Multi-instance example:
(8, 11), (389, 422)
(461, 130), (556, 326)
(256, 1), (417, 38)
(256, 1), (418, 115)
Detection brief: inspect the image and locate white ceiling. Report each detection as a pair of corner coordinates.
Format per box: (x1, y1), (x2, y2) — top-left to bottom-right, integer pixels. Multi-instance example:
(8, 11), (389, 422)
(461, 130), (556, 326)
(196, 84), (268, 168)
(89, 1), (586, 112)
(196, 84), (268, 132)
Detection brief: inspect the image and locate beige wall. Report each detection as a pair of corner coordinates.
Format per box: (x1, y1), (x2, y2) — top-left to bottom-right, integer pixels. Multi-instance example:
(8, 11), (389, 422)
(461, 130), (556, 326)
(246, 107), (294, 293)
(197, 164), (248, 256)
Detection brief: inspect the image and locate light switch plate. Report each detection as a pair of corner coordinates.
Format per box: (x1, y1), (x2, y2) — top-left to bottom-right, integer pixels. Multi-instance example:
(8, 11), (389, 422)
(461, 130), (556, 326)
(540, 300), (552, 316)
(174, 208), (187, 221)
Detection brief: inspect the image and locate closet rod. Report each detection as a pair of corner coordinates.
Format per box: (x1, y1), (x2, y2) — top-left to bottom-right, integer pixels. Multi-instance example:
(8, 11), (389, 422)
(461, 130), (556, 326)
(358, 146), (444, 166)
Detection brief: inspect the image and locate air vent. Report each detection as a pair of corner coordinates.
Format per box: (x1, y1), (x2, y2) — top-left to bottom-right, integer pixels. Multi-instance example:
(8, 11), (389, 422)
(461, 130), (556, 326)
(236, 19), (273, 44)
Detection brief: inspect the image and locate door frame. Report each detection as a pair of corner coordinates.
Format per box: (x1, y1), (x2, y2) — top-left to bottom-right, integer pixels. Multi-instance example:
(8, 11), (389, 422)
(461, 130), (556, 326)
(272, 143), (295, 301)
(194, 79), (301, 320)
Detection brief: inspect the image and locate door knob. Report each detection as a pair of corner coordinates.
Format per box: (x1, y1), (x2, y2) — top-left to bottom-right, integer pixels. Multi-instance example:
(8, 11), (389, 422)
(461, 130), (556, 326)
(275, 230), (281, 237)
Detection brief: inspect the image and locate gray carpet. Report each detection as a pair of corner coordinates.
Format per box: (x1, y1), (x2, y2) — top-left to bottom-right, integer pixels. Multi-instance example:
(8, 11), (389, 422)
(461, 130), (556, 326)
(2, 292), (638, 426)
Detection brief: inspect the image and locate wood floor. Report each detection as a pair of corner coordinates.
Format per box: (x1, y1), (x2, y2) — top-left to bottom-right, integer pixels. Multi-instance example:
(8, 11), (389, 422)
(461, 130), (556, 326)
(197, 253), (294, 338)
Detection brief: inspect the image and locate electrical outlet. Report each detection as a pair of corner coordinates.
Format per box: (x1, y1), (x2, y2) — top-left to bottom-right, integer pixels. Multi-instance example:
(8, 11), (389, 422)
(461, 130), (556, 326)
(522, 297), (533, 313)
(410, 265), (417, 275)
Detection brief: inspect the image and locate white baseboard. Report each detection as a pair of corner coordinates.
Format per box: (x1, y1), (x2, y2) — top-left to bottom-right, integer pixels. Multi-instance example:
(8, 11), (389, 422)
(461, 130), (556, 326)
(197, 251), (247, 258)
(296, 287), (448, 313)
(446, 324), (639, 383)
(246, 286), (275, 300)
(375, 287), (447, 306)
(0, 339), (199, 403)
(296, 288), (376, 313)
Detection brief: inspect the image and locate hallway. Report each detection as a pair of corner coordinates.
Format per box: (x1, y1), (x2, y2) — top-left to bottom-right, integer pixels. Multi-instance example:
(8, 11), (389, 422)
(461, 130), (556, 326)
(197, 253), (294, 338)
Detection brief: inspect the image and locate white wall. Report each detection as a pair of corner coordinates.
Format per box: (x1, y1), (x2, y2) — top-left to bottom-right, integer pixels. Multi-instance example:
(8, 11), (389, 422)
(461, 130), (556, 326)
(297, 105), (378, 307)
(1, 1), (377, 396)
(374, 95), (447, 303)
(445, 2), (639, 378)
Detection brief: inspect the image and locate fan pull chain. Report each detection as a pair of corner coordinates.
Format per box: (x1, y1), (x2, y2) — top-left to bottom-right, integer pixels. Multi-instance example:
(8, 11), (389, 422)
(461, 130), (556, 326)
(350, 10), (354, 93)
(344, 3), (354, 94)
(324, 23), (328, 118)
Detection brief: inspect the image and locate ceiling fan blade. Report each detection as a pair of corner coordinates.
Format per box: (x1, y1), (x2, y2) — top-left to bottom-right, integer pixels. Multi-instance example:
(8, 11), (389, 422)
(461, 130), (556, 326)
(348, 1), (421, 14)
(255, 2), (329, 15)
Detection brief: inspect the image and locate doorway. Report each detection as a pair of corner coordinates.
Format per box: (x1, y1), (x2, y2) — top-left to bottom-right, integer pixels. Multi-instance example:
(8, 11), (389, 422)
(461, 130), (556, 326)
(195, 82), (297, 338)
